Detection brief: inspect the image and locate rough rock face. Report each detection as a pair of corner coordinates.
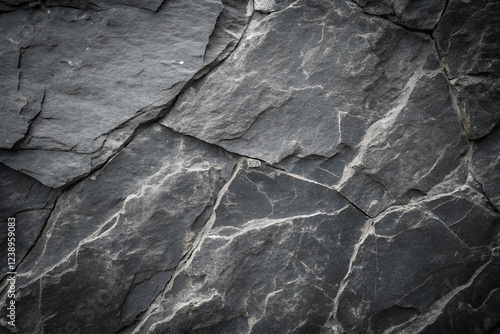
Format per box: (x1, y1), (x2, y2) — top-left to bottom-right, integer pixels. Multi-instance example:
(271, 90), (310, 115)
(0, 0), (499, 333)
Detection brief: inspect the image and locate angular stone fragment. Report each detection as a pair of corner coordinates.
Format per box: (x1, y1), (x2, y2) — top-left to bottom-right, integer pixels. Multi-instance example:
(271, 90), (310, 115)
(451, 76), (500, 139)
(162, 0), (445, 181)
(434, 0), (500, 78)
(0, 149), (92, 188)
(414, 256), (500, 334)
(17, 2), (221, 152)
(338, 71), (467, 216)
(423, 188), (500, 248)
(0, 0), (224, 187)
(434, 0), (500, 139)
(353, 0), (447, 30)
(127, 164), (368, 333)
(200, 0), (254, 72)
(7, 125), (236, 333)
(336, 205), (491, 333)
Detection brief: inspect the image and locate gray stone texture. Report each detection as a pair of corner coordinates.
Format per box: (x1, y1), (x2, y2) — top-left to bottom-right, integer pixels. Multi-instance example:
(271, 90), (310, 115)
(0, 164), (59, 279)
(434, 0), (500, 139)
(9, 124), (236, 334)
(0, 0), (499, 333)
(353, 0), (447, 31)
(0, 0), (252, 188)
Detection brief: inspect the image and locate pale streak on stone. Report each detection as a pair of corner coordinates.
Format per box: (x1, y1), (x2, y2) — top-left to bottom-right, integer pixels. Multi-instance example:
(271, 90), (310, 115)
(416, 204), (473, 249)
(472, 287), (499, 312)
(207, 209), (348, 247)
(17, 158), (211, 290)
(384, 256), (498, 334)
(247, 288), (285, 332)
(338, 67), (424, 189)
(148, 291), (222, 333)
(129, 158), (244, 334)
(328, 217), (375, 333)
(183, 158), (244, 268)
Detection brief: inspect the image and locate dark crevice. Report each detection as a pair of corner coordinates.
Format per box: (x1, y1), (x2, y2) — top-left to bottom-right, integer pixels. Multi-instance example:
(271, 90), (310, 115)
(3, 0), (253, 192)
(338, 193), (371, 218)
(118, 268), (173, 328)
(464, 72), (498, 79)
(0, 189), (61, 288)
(432, 0), (450, 31)
(427, 17), (476, 144)
(430, 30), (450, 79)
(347, 0), (434, 35)
(160, 123), (373, 219)
(14, 89), (45, 149)
(200, 1), (227, 62)
(53, 3), (256, 192)
(191, 5), (256, 83)
(16, 46), (24, 92)
(3, 0), (158, 12)
(152, 0), (168, 13)
(348, 0), (459, 135)
(471, 175), (500, 215)
(40, 0), (103, 12)
(84, 82), (185, 157)
(159, 121), (269, 163)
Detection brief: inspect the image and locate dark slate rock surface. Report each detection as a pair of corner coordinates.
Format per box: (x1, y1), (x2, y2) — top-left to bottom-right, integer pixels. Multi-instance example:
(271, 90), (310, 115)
(434, 0), (500, 139)
(125, 164), (368, 334)
(6, 124), (236, 333)
(0, 164), (59, 280)
(472, 124), (500, 212)
(353, 0), (447, 31)
(0, 0), (499, 333)
(0, 0), (228, 187)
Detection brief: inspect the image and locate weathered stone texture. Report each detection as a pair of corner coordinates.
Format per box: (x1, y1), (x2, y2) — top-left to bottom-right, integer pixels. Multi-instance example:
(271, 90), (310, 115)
(0, 0), (499, 333)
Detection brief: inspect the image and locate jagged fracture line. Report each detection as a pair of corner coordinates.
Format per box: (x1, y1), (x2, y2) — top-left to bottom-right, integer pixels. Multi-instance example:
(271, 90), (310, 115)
(17, 162), (186, 287)
(416, 203), (475, 249)
(148, 292), (222, 333)
(337, 66), (424, 189)
(272, 167), (371, 218)
(184, 159), (243, 268)
(5, 191), (62, 284)
(384, 255), (498, 334)
(164, 121), (372, 218)
(246, 288), (284, 333)
(129, 159), (243, 334)
(325, 218), (374, 333)
(131, 166), (347, 332)
(207, 209), (350, 251)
